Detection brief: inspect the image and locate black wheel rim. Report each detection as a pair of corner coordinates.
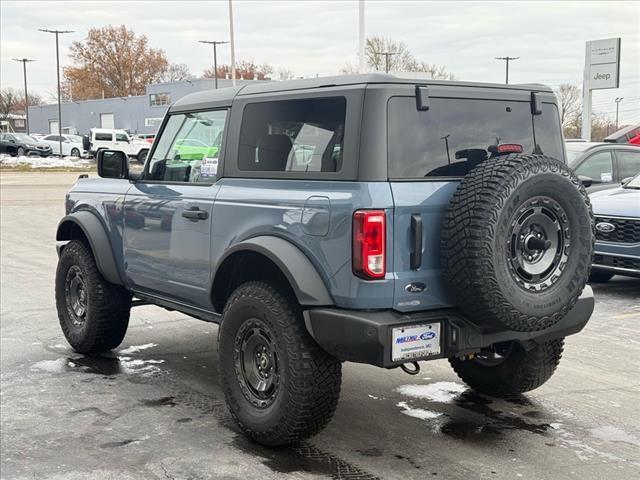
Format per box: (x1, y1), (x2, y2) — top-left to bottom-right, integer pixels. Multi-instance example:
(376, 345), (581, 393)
(507, 196), (570, 291)
(65, 265), (87, 327)
(234, 318), (280, 408)
(474, 342), (513, 367)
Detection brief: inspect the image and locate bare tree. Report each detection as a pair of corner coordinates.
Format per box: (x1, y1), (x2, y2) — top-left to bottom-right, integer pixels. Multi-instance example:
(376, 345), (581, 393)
(277, 67), (295, 81)
(554, 84), (581, 129)
(203, 61), (273, 80)
(162, 63), (193, 83)
(0, 88), (20, 119)
(365, 36), (414, 72)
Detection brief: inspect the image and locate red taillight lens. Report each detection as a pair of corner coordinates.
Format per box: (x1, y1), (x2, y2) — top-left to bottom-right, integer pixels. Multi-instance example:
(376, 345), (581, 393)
(353, 210), (386, 279)
(496, 143), (523, 154)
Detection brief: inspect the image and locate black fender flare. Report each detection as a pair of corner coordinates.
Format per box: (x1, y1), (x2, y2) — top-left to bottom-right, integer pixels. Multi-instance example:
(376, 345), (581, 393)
(56, 212), (124, 286)
(214, 236), (333, 306)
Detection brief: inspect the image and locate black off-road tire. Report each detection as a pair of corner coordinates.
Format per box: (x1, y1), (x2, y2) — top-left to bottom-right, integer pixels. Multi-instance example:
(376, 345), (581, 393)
(218, 281), (342, 446)
(441, 154), (594, 332)
(55, 240), (131, 354)
(450, 339), (564, 396)
(589, 271), (614, 283)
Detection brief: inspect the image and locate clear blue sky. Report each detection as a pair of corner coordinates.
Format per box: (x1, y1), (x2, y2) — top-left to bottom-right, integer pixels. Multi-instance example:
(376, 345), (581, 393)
(1, 1), (638, 123)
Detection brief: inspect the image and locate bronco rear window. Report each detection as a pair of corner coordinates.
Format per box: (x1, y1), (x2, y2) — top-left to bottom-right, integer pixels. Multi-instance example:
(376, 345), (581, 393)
(387, 97), (563, 179)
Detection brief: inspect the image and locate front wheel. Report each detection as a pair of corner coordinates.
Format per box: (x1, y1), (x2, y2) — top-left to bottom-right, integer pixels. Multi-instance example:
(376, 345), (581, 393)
(137, 149), (148, 164)
(55, 240), (131, 353)
(449, 339), (564, 396)
(70, 147), (80, 157)
(218, 281), (342, 446)
(17, 147), (25, 157)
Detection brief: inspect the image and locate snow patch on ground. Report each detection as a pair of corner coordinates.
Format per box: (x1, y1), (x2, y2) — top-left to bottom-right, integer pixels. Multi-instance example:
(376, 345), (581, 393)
(30, 358), (70, 373)
(0, 154), (93, 169)
(118, 356), (165, 375)
(396, 401), (442, 420)
(590, 426), (640, 446)
(119, 343), (157, 355)
(396, 381), (466, 403)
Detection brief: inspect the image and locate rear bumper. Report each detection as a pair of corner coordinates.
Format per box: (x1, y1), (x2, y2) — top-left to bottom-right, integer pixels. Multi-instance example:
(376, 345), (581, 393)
(303, 286), (594, 368)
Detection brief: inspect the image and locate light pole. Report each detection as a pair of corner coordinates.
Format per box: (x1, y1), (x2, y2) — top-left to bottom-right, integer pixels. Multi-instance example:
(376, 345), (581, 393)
(12, 58), (36, 134)
(39, 28), (74, 157)
(614, 97), (623, 130)
(228, 0), (236, 86)
(495, 56), (519, 84)
(373, 51), (398, 73)
(199, 40), (229, 89)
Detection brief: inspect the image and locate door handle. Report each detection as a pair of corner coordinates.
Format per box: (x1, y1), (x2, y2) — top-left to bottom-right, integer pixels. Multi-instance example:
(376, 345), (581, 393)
(410, 213), (422, 270)
(181, 206), (208, 221)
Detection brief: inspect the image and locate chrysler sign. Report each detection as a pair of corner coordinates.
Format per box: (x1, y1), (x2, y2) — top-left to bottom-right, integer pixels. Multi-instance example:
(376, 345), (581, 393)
(587, 38), (621, 90)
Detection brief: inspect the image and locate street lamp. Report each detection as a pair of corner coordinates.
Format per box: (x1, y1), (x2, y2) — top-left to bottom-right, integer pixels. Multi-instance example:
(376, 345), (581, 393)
(199, 40), (229, 89)
(614, 97), (624, 130)
(495, 56), (519, 84)
(39, 28), (74, 157)
(12, 58), (36, 134)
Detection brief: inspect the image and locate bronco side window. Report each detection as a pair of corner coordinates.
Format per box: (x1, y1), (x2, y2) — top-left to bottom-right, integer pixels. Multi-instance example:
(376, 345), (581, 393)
(238, 97), (346, 173)
(146, 109), (227, 183)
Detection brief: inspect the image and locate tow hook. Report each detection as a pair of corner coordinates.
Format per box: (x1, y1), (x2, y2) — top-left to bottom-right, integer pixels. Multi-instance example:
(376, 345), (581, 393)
(400, 361), (420, 375)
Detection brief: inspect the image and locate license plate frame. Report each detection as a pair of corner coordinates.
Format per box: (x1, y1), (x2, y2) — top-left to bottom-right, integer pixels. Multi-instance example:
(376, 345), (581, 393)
(391, 323), (441, 362)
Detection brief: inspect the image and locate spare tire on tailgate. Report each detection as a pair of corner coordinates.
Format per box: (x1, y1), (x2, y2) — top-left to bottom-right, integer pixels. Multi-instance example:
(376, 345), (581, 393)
(441, 154), (594, 332)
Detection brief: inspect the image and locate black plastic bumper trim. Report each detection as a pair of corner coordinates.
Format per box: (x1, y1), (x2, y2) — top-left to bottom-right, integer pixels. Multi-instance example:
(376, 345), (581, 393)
(304, 286), (594, 368)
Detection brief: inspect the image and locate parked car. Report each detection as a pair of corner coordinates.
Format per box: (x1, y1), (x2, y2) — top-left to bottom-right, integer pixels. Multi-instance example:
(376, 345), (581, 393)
(566, 141), (640, 193)
(88, 128), (151, 164)
(39, 134), (87, 157)
(135, 133), (155, 144)
(56, 74), (595, 447)
(588, 173), (640, 282)
(0, 132), (52, 157)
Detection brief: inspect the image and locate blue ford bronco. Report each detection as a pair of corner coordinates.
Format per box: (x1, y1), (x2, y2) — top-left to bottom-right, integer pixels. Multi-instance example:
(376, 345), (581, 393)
(55, 74), (595, 446)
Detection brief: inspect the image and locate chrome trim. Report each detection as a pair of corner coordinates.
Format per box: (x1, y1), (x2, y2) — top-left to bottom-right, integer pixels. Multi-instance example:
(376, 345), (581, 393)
(594, 215), (640, 222)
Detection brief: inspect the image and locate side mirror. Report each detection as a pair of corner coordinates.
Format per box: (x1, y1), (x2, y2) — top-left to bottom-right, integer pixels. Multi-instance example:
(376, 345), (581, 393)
(621, 177), (633, 185)
(97, 150), (128, 179)
(578, 175), (593, 188)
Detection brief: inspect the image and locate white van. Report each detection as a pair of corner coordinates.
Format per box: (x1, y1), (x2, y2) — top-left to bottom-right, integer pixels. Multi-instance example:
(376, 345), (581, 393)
(89, 128), (151, 164)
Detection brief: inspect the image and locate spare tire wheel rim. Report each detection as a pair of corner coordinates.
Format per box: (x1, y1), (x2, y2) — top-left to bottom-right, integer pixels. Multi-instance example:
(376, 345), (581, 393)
(234, 318), (280, 409)
(507, 196), (570, 291)
(65, 265), (88, 326)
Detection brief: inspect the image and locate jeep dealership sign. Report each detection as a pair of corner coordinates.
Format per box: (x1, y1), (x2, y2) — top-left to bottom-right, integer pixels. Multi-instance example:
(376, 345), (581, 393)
(587, 38), (621, 90)
(581, 37), (621, 140)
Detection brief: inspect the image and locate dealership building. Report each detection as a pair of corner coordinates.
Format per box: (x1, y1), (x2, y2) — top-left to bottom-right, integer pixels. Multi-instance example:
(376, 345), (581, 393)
(27, 78), (258, 136)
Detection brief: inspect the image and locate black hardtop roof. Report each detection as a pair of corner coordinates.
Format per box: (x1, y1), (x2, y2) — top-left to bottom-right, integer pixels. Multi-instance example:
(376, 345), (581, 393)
(170, 73), (553, 111)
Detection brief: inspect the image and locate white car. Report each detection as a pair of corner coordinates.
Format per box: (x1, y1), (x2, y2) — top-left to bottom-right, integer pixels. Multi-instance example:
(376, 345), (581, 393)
(39, 134), (87, 157)
(89, 128), (151, 164)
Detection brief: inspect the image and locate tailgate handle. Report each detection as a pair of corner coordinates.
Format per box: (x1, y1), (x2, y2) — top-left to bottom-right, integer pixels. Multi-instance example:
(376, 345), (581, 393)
(410, 214), (423, 270)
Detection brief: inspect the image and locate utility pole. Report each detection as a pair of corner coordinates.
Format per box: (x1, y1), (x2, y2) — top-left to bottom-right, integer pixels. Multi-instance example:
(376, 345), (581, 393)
(12, 58), (36, 134)
(199, 40), (229, 89)
(495, 56), (519, 84)
(39, 28), (74, 157)
(228, 0), (236, 86)
(374, 51), (398, 73)
(614, 97), (623, 130)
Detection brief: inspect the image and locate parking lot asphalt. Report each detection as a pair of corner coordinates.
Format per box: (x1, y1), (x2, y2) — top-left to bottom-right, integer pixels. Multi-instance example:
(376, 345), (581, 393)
(1, 171), (639, 480)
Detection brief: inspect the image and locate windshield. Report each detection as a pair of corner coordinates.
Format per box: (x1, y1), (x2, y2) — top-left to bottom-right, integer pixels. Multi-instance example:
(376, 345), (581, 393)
(13, 133), (37, 143)
(623, 172), (640, 189)
(67, 135), (83, 143)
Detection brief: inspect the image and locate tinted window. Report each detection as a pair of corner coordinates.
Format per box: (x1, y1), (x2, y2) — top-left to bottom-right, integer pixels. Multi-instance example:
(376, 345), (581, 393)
(147, 109), (227, 183)
(44, 135), (57, 141)
(575, 151), (613, 183)
(95, 133), (112, 141)
(616, 150), (640, 180)
(388, 97), (563, 178)
(238, 97), (346, 173)
(533, 103), (564, 161)
(115, 133), (129, 142)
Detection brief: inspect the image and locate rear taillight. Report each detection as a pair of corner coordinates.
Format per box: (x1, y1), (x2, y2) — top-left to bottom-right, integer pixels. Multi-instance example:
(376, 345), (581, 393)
(495, 143), (523, 154)
(353, 210), (386, 279)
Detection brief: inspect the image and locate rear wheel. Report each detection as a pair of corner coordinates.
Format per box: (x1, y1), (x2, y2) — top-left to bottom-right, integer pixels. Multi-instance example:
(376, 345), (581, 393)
(449, 339), (564, 396)
(17, 147), (25, 157)
(218, 281), (342, 446)
(55, 240), (131, 353)
(137, 149), (148, 164)
(442, 154), (594, 332)
(589, 271), (614, 283)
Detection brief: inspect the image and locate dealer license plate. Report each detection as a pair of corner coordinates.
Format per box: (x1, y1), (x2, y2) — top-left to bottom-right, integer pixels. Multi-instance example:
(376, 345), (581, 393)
(391, 323), (441, 362)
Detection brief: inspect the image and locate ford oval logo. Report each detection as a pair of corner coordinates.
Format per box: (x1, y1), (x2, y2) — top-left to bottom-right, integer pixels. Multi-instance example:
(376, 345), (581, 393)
(596, 222), (616, 233)
(405, 282), (426, 293)
(420, 331), (436, 340)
